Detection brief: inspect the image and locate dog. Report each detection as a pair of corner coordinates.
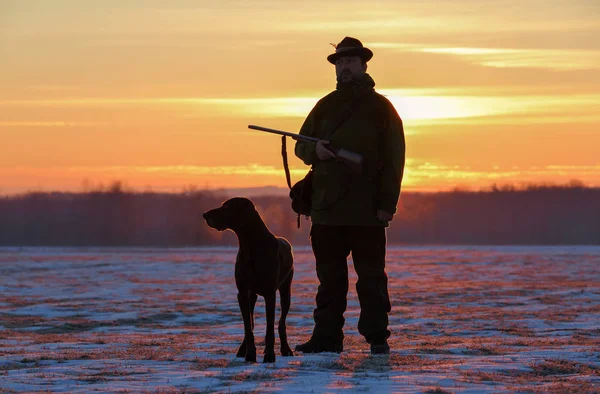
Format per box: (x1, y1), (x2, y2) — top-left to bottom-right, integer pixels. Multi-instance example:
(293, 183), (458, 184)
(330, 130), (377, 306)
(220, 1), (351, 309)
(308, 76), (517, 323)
(202, 197), (294, 363)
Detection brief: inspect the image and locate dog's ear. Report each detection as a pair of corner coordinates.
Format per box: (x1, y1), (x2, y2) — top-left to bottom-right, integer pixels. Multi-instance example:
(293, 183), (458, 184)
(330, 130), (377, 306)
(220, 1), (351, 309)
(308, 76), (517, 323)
(226, 197), (256, 212)
(241, 198), (256, 211)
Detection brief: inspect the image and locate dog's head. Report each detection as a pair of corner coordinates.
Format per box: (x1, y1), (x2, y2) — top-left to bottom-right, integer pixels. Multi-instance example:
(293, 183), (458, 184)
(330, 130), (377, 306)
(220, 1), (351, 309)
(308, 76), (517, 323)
(202, 197), (257, 232)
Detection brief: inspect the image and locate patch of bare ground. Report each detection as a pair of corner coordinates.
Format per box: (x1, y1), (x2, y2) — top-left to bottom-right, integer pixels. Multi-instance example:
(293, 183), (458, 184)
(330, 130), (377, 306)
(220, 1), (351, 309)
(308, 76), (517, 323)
(573, 331), (600, 347)
(0, 314), (49, 330)
(217, 369), (291, 383)
(294, 353), (464, 374)
(417, 347), (455, 355)
(73, 364), (158, 386)
(3, 333), (210, 363)
(424, 388), (453, 394)
(498, 324), (536, 337)
(191, 357), (245, 370)
(531, 359), (599, 376)
(529, 381), (600, 393)
(30, 333), (83, 344)
(1, 296), (46, 308)
(107, 342), (192, 362)
(19, 313), (183, 335)
(207, 346), (237, 356)
(36, 321), (107, 334)
(417, 336), (463, 347)
(461, 345), (504, 356)
(504, 335), (598, 350)
(460, 358), (599, 389)
(0, 362), (29, 373)
(299, 353), (385, 372)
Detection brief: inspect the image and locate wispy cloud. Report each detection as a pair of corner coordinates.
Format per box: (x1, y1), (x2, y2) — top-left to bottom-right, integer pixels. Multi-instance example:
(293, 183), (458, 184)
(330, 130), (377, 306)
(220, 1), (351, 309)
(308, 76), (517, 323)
(2, 92), (598, 124)
(0, 121), (103, 127)
(421, 47), (600, 71)
(371, 42), (600, 71)
(25, 85), (82, 92)
(404, 161), (600, 189)
(56, 165), (309, 177)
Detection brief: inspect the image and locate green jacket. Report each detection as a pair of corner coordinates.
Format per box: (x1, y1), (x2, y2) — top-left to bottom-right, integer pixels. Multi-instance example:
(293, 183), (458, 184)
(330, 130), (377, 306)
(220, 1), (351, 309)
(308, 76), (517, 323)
(294, 74), (405, 226)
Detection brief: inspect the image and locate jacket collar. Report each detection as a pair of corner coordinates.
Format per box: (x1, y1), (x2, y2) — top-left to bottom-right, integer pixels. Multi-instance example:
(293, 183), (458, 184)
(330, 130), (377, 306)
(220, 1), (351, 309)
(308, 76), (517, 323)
(336, 73), (375, 99)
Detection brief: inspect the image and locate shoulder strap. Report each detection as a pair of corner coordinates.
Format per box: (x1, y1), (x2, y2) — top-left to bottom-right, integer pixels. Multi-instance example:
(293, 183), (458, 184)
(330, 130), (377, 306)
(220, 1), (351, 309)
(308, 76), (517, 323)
(323, 91), (372, 140)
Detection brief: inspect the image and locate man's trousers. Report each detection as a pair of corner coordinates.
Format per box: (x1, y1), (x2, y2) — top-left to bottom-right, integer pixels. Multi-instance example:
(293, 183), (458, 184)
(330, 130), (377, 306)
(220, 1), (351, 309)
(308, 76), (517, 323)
(309, 224), (392, 344)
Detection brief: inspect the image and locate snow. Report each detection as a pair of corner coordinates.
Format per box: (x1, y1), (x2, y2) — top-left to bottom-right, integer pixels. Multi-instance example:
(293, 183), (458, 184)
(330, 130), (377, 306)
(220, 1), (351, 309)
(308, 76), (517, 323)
(0, 246), (599, 393)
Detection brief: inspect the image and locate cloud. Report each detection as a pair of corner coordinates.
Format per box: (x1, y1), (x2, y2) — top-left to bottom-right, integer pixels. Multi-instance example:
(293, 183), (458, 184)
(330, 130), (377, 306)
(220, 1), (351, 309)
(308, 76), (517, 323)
(0, 121), (103, 127)
(49, 164), (308, 177)
(2, 91), (598, 126)
(420, 47), (600, 71)
(403, 161), (600, 189)
(370, 42), (600, 71)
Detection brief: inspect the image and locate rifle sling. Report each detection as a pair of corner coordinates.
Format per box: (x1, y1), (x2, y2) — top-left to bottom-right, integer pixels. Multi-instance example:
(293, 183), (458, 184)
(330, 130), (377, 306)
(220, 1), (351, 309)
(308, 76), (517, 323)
(281, 136), (292, 190)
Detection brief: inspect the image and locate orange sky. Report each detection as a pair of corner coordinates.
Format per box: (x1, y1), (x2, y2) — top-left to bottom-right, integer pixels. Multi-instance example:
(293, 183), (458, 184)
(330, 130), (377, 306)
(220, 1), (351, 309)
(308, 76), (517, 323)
(1, 0), (599, 194)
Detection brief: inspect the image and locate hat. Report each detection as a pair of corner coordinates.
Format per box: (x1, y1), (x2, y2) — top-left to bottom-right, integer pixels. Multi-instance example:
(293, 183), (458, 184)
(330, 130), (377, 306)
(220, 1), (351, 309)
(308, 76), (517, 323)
(327, 37), (373, 64)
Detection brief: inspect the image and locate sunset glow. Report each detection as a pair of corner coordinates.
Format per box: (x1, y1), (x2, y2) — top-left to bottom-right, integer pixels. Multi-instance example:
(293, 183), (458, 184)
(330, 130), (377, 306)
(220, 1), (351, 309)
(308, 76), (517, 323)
(1, 0), (598, 194)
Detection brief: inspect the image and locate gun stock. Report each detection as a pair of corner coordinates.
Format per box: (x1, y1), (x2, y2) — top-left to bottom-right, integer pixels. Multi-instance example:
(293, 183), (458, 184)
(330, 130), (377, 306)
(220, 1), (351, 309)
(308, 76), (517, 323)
(333, 148), (364, 174)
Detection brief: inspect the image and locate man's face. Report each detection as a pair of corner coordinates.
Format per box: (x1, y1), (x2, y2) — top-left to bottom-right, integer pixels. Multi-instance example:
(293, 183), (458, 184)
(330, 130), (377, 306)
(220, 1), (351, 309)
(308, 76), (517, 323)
(335, 56), (366, 83)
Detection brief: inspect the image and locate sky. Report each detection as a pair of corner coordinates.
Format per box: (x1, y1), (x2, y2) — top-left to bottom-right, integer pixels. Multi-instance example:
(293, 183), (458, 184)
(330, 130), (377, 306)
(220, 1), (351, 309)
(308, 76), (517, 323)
(1, 0), (599, 194)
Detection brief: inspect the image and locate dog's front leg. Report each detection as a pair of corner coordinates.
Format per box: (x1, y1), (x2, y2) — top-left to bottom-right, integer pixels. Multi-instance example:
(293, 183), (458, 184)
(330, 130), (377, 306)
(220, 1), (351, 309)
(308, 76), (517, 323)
(263, 291), (277, 363)
(236, 292), (257, 358)
(279, 271), (294, 356)
(237, 290), (257, 362)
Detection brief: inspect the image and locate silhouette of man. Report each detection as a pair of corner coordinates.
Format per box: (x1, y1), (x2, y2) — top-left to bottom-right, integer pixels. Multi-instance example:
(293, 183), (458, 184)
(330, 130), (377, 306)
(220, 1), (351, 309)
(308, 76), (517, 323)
(294, 37), (406, 355)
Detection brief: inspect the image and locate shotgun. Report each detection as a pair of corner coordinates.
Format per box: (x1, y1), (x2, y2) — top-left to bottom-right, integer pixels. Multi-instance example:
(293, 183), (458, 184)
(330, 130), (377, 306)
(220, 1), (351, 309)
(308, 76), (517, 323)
(248, 124), (364, 174)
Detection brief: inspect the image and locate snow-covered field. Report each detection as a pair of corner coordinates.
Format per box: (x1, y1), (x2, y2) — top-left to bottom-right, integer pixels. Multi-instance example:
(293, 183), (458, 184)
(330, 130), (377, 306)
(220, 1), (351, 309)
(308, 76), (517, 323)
(1, 246), (599, 393)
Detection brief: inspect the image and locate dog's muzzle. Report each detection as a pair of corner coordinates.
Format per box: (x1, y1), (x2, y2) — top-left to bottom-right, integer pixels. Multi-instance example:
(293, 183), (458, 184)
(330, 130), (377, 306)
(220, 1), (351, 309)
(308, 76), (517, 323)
(202, 212), (215, 228)
(203, 212), (226, 231)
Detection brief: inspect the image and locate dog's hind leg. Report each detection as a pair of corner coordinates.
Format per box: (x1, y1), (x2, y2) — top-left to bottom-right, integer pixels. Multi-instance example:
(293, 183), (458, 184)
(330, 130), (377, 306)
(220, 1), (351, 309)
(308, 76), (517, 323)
(263, 291), (277, 363)
(237, 290), (257, 362)
(278, 270), (294, 356)
(236, 292), (257, 358)
(249, 292), (257, 329)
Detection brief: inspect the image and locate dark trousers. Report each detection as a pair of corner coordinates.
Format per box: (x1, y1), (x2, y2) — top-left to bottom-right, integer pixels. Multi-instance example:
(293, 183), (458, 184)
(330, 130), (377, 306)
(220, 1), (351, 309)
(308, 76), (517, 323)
(309, 224), (391, 344)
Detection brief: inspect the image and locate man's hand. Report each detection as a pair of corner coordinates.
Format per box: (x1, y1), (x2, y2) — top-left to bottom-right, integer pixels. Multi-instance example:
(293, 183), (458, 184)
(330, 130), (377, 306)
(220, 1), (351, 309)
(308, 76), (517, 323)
(377, 209), (393, 222)
(315, 140), (336, 160)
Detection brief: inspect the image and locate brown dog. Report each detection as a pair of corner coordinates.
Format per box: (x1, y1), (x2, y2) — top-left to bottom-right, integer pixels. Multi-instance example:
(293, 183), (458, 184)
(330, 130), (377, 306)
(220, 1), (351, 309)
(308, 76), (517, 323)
(203, 197), (294, 363)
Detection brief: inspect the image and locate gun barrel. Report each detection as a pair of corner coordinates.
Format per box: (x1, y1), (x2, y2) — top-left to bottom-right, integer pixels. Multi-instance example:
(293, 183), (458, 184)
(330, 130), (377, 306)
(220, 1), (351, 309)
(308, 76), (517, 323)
(248, 125), (320, 142)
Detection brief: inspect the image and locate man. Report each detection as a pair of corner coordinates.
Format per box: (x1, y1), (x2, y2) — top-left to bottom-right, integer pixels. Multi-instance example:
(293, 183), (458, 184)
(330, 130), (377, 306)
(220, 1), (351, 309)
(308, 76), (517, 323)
(294, 37), (405, 355)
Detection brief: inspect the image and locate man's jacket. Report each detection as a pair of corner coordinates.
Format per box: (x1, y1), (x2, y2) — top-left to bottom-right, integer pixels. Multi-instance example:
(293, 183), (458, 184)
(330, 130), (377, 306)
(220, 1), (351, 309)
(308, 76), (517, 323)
(294, 74), (405, 226)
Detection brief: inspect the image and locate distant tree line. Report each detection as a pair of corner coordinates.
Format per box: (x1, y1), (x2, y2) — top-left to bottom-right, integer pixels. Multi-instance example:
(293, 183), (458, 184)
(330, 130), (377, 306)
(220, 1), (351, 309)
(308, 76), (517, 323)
(0, 182), (598, 246)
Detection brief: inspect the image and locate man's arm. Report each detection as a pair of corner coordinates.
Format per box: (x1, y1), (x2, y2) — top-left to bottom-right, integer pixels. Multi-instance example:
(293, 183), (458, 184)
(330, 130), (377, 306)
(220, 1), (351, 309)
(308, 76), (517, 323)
(378, 101), (406, 218)
(294, 104), (320, 165)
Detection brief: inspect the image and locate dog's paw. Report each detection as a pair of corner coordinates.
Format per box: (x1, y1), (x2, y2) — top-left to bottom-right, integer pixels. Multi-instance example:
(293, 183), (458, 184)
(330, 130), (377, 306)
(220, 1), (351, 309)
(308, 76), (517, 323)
(245, 350), (257, 363)
(236, 343), (246, 358)
(263, 351), (276, 363)
(281, 346), (294, 357)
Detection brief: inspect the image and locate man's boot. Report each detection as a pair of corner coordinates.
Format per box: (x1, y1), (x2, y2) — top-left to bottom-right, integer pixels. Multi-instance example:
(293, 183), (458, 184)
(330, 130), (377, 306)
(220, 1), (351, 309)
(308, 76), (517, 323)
(370, 337), (390, 355)
(295, 338), (343, 354)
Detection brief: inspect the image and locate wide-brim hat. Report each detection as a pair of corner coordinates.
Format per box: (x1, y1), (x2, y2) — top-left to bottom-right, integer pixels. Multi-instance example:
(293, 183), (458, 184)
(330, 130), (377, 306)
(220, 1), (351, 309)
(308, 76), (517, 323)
(327, 36), (373, 64)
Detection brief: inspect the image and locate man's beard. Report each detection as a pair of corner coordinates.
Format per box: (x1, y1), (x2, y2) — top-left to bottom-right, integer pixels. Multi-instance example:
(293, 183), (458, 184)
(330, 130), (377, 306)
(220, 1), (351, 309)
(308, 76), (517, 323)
(337, 70), (355, 83)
